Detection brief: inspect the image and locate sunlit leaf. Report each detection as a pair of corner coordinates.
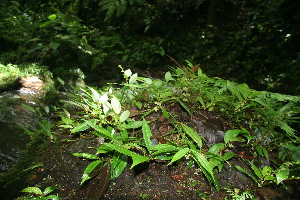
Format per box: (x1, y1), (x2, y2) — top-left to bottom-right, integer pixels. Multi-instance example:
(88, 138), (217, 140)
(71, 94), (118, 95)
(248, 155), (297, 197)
(48, 14), (57, 20)
(142, 118), (152, 151)
(81, 160), (102, 184)
(129, 73), (137, 84)
(22, 187), (43, 195)
(43, 186), (57, 195)
(72, 153), (99, 160)
(120, 110), (130, 122)
(111, 96), (121, 114)
(276, 168), (289, 184)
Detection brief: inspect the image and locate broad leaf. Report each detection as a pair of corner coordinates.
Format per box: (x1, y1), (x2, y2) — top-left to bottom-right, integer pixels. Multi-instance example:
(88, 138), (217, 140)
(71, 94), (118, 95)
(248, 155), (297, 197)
(168, 148), (189, 166)
(120, 110), (130, 122)
(43, 186), (57, 195)
(224, 129), (241, 144)
(111, 96), (121, 114)
(22, 187), (43, 195)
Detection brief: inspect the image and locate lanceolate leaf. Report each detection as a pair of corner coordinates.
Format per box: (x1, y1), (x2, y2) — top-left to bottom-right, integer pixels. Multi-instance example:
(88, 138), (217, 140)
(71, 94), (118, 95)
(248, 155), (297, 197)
(190, 149), (219, 191)
(142, 118), (153, 152)
(103, 143), (149, 168)
(81, 160), (102, 184)
(181, 123), (202, 149)
(168, 148), (189, 166)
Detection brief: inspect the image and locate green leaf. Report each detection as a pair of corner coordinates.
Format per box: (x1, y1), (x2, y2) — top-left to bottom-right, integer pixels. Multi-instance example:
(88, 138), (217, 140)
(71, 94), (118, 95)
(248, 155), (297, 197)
(236, 166), (259, 185)
(103, 143), (149, 169)
(165, 71), (174, 82)
(161, 107), (169, 120)
(142, 118), (153, 152)
(111, 152), (128, 179)
(57, 77), (65, 85)
(190, 150), (219, 191)
(224, 129), (241, 144)
(129, 73), (138, 84)
(249, 161), (262, 179)
(49, 42), (60, 50)
(22, 104), (36, 113)
(262, 166), (273, 176)
(151, 144), (180, 156)
(125, 121), (143, 129)
(168, 148), (189, 166)
(181, 123), (202, 149)
(222, 152), (235, 161)
(22, 187), (43, 195)
(81, 160), (102, 184)
(71, 122), (90, 133)
(48, 14), (57, 20)
(120, 110), (130, 122)
(177, 99), (192, 116)
(43, 186), (57, 195)
(208, 143), (225, 154)
(276, 168), (289, 184)
(111, 96), (121, 114)
(87, 122), (112, 139)
(72, 153), (99, 160)
(43, 195), (60, 200)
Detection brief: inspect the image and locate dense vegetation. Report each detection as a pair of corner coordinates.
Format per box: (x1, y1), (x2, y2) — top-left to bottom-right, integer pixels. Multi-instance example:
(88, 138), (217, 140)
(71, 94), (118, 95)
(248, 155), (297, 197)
(1, 0), (300, 199)
(1, 0), (300, 94)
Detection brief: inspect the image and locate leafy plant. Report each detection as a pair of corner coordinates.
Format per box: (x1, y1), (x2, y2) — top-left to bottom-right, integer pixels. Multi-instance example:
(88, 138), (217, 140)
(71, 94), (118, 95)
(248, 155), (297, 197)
(21, 186), (60, 200)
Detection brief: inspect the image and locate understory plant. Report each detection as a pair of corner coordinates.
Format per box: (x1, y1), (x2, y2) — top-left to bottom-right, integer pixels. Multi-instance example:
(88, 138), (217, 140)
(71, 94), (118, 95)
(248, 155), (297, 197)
(56, 61), (300, 194)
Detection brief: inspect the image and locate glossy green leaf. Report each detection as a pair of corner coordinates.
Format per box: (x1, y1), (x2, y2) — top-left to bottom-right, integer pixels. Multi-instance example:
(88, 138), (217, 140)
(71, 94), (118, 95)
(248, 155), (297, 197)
(81, 160), (102, 184)
(22, 187), (43, 195)
(43, 186), (57, 195)
(168, 148), (189, 166)
(276, 168), (289, 184)
(181, 123), (202, 149)
(142, 118), (153, 151)
(111, 153), (128, 179)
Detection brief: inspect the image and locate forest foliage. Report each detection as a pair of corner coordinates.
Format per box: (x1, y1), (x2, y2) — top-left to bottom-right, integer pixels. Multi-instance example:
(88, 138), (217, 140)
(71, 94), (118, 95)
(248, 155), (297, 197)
(0, 0), (299, 94)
